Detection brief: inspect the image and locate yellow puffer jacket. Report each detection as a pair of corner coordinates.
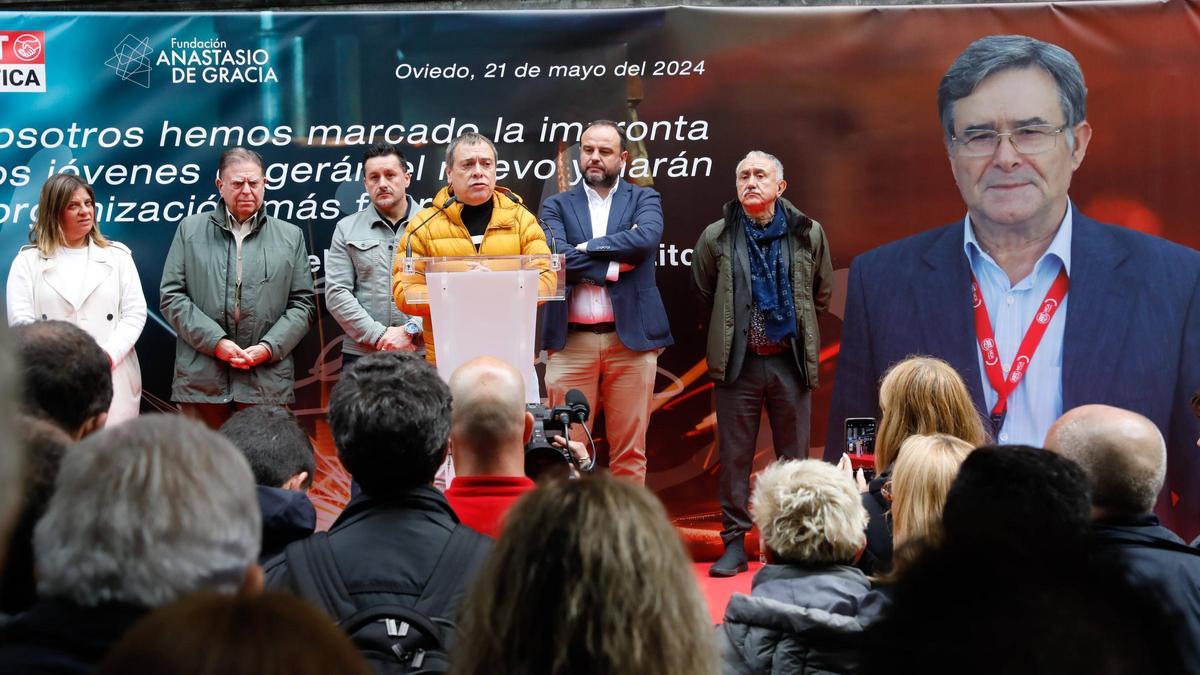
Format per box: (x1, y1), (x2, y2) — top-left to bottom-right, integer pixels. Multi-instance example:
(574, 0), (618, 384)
(393, 185), (553, 364)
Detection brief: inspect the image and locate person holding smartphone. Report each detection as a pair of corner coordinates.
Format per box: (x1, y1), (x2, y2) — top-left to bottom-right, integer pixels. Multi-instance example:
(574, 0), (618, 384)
(850, 356), (986, 575)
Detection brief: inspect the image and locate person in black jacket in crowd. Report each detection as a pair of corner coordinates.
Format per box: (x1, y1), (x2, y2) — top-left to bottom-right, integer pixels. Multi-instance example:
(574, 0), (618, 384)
(12, 321), (112, 441)
(0, 416), (263, 675)
(862, 446), (1186, 675)
(1046, 404), (1200, 671)
(220, 406), (318, 563)
(263, 352), (490, 623)
(719, 459), (885, 675)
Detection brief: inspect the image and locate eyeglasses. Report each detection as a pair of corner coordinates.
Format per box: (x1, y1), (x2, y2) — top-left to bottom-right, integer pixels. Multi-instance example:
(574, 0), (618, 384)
(952, 124), (1066, 158)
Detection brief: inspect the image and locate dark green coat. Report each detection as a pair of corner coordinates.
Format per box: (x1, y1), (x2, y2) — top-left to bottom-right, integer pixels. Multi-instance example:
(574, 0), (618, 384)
(691, 198), (832, 387)
(159, 204), (315, 404)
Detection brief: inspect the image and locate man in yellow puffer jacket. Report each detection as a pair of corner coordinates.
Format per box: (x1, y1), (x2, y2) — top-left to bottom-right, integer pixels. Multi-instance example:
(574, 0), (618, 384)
(393, 132), (552, 365)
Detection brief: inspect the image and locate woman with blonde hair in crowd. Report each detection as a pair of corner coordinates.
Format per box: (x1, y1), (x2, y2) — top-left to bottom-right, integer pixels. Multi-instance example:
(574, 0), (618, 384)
(887, 433), (974, 579)
(6, 174), (146, 425)
(874, 357), (985, 474)
(844, 356), (987, 574)
(451, 475), (718, 675)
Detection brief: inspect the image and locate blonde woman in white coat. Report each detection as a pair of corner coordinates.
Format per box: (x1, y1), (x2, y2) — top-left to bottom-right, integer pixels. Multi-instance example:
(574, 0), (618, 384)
(6, 174), (146, 426)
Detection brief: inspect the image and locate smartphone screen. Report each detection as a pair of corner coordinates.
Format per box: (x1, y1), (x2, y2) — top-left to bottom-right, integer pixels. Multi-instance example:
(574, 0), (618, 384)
(845, 417), (877, 456)
(844, 417), (877, 481)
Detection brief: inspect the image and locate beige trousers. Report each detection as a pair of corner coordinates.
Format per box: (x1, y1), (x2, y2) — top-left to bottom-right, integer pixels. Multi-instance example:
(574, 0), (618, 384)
(545, 330), (660, 483)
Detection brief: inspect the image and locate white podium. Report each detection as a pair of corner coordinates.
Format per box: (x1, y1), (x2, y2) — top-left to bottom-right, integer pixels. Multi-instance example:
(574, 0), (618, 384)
(402, 254), (565, 402)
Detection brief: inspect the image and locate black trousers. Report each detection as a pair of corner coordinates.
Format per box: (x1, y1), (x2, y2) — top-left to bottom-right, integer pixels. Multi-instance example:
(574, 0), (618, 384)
(714, 351), (812, 545)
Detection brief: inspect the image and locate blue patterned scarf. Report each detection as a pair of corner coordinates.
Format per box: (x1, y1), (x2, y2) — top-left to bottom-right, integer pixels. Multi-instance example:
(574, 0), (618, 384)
(742, 206), (796, 342)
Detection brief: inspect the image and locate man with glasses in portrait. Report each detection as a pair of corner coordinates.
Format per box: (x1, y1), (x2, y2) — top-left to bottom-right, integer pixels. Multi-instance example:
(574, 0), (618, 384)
(826, 35), (1200, 535)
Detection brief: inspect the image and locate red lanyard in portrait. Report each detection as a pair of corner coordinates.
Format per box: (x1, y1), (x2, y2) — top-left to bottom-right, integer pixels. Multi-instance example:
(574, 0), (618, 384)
(971, 266), (1069, 435)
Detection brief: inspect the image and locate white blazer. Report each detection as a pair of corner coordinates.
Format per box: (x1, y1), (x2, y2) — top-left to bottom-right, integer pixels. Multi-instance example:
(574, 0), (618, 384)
(6, 240), (147, 425)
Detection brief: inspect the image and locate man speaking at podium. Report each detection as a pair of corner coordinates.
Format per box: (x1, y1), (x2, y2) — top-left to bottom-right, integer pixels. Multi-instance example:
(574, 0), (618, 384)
(393, 132), (551, 365)
(826, 35), (1200, 535)
(540, 121), (673, 484)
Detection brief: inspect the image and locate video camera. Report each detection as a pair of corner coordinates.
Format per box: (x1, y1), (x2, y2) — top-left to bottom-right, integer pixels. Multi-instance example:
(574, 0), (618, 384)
(524, 389), (591, 479)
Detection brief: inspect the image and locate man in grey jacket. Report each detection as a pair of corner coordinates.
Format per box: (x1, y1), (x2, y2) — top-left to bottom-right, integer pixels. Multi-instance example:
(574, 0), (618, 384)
(160, 147), (315, 428)
(325, 142), (422, 369)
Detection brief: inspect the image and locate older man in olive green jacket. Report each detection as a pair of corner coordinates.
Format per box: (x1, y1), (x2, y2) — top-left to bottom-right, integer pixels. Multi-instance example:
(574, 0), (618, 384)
(160, 148), (315, 428)
(691, 150), (833, 577)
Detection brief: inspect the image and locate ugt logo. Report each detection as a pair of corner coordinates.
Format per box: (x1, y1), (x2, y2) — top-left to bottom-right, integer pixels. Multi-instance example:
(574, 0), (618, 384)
(0, 31), (47, 92)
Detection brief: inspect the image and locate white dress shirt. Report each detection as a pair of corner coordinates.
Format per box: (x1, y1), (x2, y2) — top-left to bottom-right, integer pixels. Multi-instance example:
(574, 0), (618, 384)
(964, 206), (1072, 445)
(568, 182), (621, 324)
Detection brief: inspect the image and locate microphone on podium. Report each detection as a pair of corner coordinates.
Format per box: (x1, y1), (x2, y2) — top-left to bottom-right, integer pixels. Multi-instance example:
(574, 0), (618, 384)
(402, 194), (458, 274)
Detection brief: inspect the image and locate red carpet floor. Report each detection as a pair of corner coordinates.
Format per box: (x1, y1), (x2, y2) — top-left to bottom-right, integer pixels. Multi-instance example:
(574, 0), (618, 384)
(691, 561), (762, 624)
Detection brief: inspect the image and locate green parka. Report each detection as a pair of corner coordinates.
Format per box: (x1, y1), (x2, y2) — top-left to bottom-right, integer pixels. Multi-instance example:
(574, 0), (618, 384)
(159, 204), (316, 404)
(691, 198), (833, 387)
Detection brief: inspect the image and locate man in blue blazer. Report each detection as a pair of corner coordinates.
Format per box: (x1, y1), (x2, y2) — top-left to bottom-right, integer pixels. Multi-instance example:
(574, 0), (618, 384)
(826, 35), (1200, 538)
(540, 121), (673, 484)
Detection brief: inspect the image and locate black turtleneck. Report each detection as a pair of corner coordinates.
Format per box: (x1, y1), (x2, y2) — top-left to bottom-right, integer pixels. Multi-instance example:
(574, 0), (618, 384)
(460, 200), (493, 241)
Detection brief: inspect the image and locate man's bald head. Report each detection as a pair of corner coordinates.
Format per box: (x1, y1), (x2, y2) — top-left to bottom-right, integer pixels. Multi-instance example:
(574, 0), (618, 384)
(1045, 404), (1166, 516)
(448, 356), (530, 475)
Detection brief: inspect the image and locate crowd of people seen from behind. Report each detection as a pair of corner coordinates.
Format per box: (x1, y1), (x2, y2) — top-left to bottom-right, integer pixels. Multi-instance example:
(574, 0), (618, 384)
(0, 318), (1197, 674)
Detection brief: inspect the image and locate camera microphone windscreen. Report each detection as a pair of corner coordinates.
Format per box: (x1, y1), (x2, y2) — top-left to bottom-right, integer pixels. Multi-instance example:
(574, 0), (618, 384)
(565, 388), (590, 423)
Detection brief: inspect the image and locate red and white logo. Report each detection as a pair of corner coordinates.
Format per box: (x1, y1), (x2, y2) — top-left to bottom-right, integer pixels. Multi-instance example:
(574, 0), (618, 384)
(981, 338), (998, 366)
(1010, 355), (1031, 384)
(971, 282), (982, 309)
(1036, 297), (1058, 325)
(12, 33), (42, 62)
(0, 30), (47, 92)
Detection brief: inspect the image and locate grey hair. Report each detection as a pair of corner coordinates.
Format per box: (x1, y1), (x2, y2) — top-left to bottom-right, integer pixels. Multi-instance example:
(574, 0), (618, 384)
(751, 459), (867, 565)
(736, 150), (785, 181)
(938, 35), (1087, 149)
(34, 415), (261, 608)
(218, 146), (265, 175)
(445, 132), (497, 168)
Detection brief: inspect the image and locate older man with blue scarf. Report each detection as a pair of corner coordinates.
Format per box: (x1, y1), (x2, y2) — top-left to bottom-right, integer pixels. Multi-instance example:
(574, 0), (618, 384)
(692, 151), (834, 576)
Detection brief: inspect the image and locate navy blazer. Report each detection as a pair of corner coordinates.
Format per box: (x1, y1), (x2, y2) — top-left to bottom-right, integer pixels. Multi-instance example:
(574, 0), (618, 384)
(825, 207), (1200, 537)
(539, 180), (674, 352)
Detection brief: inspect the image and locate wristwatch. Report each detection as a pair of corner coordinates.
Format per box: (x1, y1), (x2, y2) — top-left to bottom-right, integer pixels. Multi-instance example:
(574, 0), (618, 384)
(403, 319), (422, 336)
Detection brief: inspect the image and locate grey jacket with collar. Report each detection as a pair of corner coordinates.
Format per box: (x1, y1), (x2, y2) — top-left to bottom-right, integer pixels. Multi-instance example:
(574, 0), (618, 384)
(325, 196), (419, 357)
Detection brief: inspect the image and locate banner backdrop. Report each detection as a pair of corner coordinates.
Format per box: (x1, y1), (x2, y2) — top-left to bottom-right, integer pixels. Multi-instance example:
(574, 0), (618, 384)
(2, 2), (1198, 539)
